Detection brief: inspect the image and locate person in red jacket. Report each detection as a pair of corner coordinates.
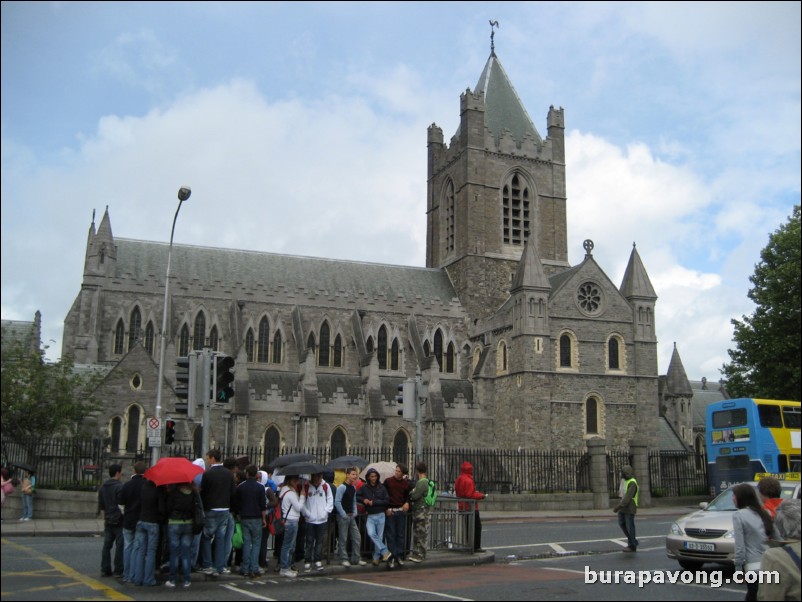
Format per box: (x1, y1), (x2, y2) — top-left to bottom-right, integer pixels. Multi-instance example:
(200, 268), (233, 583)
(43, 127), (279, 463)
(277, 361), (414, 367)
(454, 461), (486, 553)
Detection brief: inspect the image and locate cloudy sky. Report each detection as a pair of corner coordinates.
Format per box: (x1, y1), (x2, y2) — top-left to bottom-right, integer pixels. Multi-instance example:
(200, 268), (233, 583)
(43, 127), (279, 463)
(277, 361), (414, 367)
(2, 2), (800, 380)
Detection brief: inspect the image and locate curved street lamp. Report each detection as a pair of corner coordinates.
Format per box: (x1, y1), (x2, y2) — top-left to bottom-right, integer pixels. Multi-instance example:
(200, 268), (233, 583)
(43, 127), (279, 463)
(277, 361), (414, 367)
(152, 186), (191, 464)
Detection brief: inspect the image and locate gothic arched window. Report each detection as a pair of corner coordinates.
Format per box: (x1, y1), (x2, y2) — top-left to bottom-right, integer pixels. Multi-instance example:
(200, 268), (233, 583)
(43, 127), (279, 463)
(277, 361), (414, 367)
(390, 338), (400, 371)
(393, 430), (410, 466)
(434, 329), (444, 371)
(129, 307), (141, 351)
(608, 338), (620, 370)
(502, 173), (531, 246)
(273, 330), (283, 364)
(209, 325), (219, 352)
(258, 317), (270, 363)
(586, 397), (599, 435)
(446, 342), (455, 374)
(245, 328), (255, 362)
(378, 325), (388, 370)
(179, 325), (190, 357)
(330, 428), (347, 458)
(333, 334), (342, 368)
(559, 334), (572, 368)
(126, 405), (141, 453)
(114, 319), (125, 355)
(263, 426), (281, 467)
(193, 312), (205, 351)
(144, 322), (155, 355)
(319, 322), (330, 367)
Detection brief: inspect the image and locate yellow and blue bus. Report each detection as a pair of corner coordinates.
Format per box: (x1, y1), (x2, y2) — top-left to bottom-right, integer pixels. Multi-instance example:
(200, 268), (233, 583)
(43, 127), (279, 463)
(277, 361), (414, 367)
(706, 398), (801, 495)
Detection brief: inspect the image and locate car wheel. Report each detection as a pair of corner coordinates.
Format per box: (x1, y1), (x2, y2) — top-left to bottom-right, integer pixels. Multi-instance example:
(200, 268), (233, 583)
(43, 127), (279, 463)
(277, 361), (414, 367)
(679, 560), (703, 570)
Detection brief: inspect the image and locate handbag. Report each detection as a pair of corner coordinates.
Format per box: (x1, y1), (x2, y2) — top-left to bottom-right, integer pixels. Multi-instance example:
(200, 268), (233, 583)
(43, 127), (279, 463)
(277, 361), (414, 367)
(192, 493), (205, 535)
(232, 521), (243, 549)
(1, 480), (14, 495)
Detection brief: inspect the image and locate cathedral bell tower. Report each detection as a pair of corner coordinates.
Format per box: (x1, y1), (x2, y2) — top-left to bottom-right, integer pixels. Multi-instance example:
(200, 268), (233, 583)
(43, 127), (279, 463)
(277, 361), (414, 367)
(426, 48), (569, 319)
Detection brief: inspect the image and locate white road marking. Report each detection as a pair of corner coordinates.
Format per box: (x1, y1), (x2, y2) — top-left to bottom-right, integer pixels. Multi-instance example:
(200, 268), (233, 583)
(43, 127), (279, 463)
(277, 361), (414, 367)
(344, 578), (474, 600)
(485, 534), (664, 550)
(220, 583), (277, 600)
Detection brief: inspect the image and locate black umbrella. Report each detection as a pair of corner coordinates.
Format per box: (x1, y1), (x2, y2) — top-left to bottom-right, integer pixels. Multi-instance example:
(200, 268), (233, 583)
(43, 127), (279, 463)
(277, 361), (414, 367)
(268, 453), (316, 470)
(274, 461), (326, 476)
(10, 461), (34, 473)
(325, 455), (370, 471)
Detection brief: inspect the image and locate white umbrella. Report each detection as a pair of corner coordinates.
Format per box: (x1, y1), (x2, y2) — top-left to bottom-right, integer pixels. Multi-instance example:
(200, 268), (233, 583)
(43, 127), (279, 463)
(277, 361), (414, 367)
(360, 461), (397, 483)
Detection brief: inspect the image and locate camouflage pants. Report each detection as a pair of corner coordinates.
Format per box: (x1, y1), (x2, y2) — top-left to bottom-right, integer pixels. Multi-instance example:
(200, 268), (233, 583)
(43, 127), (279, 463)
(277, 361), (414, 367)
(411, 506), (430, 559)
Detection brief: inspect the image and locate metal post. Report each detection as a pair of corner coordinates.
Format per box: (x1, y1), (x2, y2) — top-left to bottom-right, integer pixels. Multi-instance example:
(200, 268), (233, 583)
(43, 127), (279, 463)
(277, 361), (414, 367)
(201, 348), (212, 456)
(152, 187), (191, 465)
(415, 374), (425, 461)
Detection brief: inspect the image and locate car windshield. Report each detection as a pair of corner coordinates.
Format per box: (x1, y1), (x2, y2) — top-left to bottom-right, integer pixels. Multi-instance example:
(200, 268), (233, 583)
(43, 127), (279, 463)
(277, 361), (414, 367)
(706, 487), (739, 511)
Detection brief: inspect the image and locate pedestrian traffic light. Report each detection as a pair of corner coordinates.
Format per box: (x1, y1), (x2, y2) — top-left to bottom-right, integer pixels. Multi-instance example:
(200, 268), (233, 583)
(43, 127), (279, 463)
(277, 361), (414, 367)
(397, 379), (416, 421)
(214, 355), (235, 402)
(165, 419), (176, 445)
(175, 355), (197, 414)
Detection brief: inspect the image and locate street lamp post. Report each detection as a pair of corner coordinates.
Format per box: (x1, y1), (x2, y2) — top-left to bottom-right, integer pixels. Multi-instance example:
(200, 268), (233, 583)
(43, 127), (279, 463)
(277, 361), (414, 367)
(152, 186), (191, 464)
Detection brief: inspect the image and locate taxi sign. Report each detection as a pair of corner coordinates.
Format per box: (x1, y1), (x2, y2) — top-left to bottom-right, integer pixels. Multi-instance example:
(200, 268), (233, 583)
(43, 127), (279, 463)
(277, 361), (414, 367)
(754, 472), (801, 481)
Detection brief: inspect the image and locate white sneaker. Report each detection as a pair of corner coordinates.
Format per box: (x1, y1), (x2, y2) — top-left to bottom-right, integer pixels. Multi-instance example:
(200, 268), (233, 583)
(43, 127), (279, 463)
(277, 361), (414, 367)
(341, 560), (351, 567)
(357, 559), (367, 566)
(315, 561), (324, 571)
(280, 568), (298, 578)
(303, 563), (312, 572)
(164, 581), (176, 588)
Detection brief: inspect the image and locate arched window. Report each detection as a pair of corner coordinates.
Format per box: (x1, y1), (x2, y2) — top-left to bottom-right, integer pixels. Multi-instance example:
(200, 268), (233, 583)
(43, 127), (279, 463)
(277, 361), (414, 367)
(586, 397), (599, 435)
(393, 430), (410, 466)
(497, 340), (508, 373)
(209, 325), (219, 352)
(245, 328), (255, 362)
(110, 417), (122, 453)
(390, 338), (400, 371)
(366, 336), (374, 354)
(319, 322), (330, 367)
(258, 317), (270, 363)
(273, 330), (283, 364)
(433, 329), (444, 371)
(307, 333), (317, 358)
(193, 312), (205, 350)
(263, 427), (281, 467)
(445, 179), (455, 255)
(330, 428), (347, 458)
(378, 325), (388, 370)
(472, 346), (482, 372)
(114, 319), (125, 355)
(144, 322), (155, 355)
(179, 325), (190, 357)
(446, 342), (455, 373)
(332, 334), (342, 368)
(423, 340), (430, 357)
(608, 338), (620, 370)
(559, 334), (572, 368)
(502, 173), (531, 246)
(126, 405), (141, 453)
(129, 307), (141, 351)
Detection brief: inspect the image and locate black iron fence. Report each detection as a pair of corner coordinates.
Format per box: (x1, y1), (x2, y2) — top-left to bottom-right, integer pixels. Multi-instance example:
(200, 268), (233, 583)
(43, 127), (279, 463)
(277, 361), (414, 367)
(1, 437), (705, 497)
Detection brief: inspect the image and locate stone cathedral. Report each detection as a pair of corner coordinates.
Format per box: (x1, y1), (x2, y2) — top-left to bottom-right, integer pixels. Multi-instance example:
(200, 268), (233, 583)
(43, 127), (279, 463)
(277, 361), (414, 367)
(62, 50), (660, 458)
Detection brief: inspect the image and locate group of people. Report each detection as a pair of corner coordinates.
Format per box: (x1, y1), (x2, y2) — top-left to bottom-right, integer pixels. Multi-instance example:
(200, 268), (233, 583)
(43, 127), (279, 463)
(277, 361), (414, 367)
(0, 466), (36, 522)
(96, 453), (486, 586)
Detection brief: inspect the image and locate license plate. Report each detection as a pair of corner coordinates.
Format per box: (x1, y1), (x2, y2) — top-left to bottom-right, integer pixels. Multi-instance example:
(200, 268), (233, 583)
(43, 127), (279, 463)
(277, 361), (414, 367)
(685, 542), (715, 551)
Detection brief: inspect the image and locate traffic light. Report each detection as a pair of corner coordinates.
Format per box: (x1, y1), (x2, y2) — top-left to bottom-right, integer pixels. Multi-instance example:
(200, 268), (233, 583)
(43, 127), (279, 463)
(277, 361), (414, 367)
(214, 355), (235, 402)
(175, 355), (197, 414)
(165, 419), (176, 444)
(397, 379), (416, 421)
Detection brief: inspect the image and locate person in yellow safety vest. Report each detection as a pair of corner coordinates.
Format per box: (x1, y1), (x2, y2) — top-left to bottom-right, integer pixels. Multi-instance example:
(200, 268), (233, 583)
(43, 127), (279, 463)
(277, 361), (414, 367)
(613, 465), (639, 552)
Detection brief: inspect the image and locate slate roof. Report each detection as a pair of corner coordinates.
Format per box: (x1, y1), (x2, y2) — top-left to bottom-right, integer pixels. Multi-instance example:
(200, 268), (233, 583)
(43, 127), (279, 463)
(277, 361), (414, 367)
(115, 239), (459, 305)
(657, 417), (689, 451)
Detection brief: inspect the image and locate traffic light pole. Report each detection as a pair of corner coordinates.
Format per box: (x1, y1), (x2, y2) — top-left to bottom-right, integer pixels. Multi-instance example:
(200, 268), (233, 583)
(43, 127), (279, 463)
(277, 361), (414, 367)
(152, 188), (191, 465)
(201, 348), (212, 457)
(415, 374), (427, 462)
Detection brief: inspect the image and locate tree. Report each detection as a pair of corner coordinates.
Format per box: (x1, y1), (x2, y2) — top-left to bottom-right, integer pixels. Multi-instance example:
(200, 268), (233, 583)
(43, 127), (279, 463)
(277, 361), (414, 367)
(721, 205), (801, 400)
(1, 333), (103, 459)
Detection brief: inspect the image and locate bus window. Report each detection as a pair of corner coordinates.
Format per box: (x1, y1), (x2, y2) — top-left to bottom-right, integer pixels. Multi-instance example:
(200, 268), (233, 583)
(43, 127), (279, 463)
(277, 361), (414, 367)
(715, 455), (750, 470)
(758, 405), (783, 428)
(713, 409), (747, 429)
(778, 455), (789, 472)
(783, 405), (801, 428)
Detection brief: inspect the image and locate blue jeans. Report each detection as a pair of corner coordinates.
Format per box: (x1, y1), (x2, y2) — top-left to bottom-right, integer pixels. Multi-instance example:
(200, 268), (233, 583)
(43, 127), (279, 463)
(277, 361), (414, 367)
(365, 513), (389, 559)
(132, 521), (160, 586)
(201, 510), (230, 573)
(385, 511), (407, 558)
(122, 528), (136, 582)
(336, 514), (361, 563)
(101, 523), (123, 575)
(304, 522), (327, 563)
(240, 518), (262, 574)
(617, 512), (638, 549)
(22, 494), (33, 519)
(280, 521), (299, 570)
(168, 522), (194, 585)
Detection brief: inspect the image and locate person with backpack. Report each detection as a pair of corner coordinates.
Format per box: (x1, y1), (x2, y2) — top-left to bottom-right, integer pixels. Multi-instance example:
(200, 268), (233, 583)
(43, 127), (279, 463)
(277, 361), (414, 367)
(454, 461), (487, 553)
(301, 472), (333, 572)
(407, 461), (431, 563)
(758, 498), (800, 601)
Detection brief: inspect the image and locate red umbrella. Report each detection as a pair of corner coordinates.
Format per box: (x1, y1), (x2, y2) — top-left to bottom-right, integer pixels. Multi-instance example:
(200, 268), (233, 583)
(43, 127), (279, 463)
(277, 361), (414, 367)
(144, 457), (204, 487)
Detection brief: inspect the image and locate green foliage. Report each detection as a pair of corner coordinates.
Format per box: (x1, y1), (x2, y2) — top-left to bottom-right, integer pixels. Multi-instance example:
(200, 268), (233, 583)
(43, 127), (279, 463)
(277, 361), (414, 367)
(1, 334), (103, 453)
(722, 205), (801, 400)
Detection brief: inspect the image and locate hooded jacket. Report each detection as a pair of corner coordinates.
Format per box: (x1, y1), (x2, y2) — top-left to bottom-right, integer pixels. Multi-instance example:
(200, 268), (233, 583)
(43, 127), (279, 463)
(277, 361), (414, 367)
(613, 465), (638, 514)
(98, 477), (123, 524)
(356, 468), (389, 515)
(454, 462), (484, 511)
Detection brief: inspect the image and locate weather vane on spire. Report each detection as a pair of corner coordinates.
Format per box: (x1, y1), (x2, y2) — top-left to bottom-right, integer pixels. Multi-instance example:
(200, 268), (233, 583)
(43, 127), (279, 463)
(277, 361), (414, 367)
(489, 20), (499, 55)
